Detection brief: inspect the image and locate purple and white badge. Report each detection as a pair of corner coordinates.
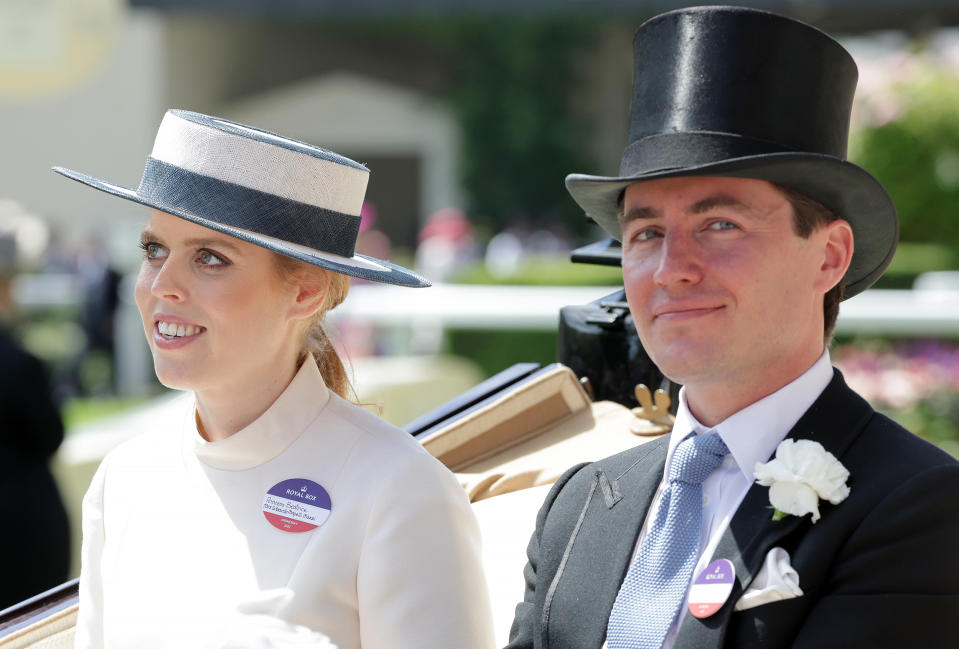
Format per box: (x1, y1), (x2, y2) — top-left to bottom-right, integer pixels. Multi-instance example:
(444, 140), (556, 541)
(262, 478), (331, 533)
(688, 559), (735, 619)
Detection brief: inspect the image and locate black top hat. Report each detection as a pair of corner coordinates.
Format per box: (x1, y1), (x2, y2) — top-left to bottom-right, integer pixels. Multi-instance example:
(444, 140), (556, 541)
(565, 5), (898, 299)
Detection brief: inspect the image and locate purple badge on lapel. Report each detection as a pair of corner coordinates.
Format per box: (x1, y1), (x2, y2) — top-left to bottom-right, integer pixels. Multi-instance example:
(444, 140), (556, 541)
(688, 559), (735, 618)
(262, 478), (331, 533)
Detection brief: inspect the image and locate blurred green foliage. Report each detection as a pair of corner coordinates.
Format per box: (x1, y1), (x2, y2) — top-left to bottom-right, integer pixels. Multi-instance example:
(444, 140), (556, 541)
(63, 397), (150, 432)
(341, 16), (601, 235)
(889, 395), (959, 459)
(454, 256), (622, 286)
(443, 18), (600, 234)
(445, 328), (558, 379)
(875, 241), (959, 288)
(851, 60), (959, 248)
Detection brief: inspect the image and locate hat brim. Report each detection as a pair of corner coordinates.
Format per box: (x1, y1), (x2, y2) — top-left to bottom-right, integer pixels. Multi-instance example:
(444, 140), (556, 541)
(566, 152), (897, 300)
(53, 167), (431, 288)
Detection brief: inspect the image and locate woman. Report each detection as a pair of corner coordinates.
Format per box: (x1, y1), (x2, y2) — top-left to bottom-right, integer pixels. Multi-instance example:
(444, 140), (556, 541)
(54, 110), (495, 649)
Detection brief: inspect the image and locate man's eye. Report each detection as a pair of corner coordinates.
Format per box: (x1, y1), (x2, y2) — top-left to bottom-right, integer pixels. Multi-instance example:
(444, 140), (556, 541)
(709, 220), (737, 231)
(635, 229), (662, 241)
(197, 250), (228, 266)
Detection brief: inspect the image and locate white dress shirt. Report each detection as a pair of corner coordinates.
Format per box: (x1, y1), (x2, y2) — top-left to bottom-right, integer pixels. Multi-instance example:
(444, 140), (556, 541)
(603, 349), (833, 649)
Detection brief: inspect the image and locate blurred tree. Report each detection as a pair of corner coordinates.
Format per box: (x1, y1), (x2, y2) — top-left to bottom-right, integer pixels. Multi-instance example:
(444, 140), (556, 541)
(851, 53), (959, 245)
(323, 16), (602, 236)
(443, 18), (600, 234)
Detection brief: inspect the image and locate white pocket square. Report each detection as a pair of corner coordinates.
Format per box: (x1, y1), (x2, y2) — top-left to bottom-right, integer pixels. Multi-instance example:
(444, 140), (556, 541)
(734, 547), (803, 611)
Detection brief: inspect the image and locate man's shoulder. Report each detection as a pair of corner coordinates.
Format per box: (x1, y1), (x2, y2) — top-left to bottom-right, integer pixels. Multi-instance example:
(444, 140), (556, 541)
(848, 408), (958, 473)
(543, 436), (669, 515)
(590, 434), (671, 476)
(813, 376), (959, 519)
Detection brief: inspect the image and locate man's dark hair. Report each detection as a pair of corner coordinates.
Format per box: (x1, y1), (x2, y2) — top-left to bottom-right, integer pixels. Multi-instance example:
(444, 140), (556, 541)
(773, 184), (845, 343)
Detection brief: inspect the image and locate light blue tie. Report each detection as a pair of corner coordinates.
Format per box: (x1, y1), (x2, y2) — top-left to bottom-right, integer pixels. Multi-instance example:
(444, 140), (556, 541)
(606, 432), (730, 649)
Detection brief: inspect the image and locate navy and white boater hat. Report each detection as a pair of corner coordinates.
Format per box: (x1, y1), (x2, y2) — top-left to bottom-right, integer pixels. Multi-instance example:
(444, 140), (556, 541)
(53, 109), (429, 288)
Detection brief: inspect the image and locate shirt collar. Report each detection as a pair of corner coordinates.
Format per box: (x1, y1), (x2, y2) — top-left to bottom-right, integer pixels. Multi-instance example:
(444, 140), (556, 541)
(190, 359), (331, 471)
(668, 349), (834, 480)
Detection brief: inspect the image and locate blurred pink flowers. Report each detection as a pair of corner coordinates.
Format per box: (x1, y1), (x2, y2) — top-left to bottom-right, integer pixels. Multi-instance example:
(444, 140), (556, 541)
(834, 341), (959, 409)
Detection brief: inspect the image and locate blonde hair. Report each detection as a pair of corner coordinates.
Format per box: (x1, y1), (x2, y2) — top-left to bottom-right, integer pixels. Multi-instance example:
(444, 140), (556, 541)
(274, 254), (353, 400)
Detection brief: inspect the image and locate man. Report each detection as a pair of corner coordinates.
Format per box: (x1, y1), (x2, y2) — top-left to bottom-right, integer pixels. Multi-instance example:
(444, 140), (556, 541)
(506, 6), (959, 649)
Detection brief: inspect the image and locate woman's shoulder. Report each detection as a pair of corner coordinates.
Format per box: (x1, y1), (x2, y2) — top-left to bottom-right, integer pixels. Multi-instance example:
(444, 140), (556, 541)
(315, 393), (458, 485)
(319, 393), (427, 451)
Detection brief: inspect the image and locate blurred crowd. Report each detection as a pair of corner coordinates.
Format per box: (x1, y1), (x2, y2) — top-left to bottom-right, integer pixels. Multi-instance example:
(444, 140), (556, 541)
(359, 200), (577, 283)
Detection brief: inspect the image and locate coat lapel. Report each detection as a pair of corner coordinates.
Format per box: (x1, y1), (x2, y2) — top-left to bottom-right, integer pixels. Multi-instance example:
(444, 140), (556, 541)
(544, 437), (668, 649)
(674, 370), (874, 649)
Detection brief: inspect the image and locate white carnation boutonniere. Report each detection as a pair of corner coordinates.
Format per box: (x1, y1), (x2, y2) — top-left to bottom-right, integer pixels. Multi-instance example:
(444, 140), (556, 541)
(753, 439), (850, 523)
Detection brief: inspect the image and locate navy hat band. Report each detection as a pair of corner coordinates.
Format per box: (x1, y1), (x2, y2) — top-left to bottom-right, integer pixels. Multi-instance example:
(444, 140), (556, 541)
(137, 158), (361, 258)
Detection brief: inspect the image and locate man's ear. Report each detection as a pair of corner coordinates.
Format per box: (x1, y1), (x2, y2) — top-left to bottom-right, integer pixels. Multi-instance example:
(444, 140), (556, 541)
(288, 270), (332, 322)
(816, 219), (854, 293)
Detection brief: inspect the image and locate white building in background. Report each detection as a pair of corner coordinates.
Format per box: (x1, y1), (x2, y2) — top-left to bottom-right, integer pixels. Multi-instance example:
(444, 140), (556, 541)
(0, 0), (163, 265)
(0, 2), (465, 259)
(0, 2), (467, 393)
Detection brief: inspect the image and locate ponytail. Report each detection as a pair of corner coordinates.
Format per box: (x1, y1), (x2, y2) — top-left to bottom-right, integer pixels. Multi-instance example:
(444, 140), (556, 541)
(303, 272), (353, 400)
(274, 254), (354, 400)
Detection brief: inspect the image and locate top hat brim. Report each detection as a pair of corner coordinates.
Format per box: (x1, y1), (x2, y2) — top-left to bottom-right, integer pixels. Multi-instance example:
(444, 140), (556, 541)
(566, 152), (897, 300)
(53, 167), (431, 288)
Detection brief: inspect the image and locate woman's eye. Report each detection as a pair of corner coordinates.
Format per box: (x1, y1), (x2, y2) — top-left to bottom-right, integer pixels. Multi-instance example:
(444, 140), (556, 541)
(196, 250), (228, 267)
(140, 241), (166, 260)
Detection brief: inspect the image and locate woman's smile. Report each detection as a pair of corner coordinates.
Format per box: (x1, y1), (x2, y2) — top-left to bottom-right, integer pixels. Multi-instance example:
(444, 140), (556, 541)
(152, 317), (207, 350)
(156, 321), (204, 338)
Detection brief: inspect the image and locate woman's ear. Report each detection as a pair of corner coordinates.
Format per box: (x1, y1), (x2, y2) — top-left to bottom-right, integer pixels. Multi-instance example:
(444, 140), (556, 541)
(288, 269), (332, 322)
(815, 219), (854, 294)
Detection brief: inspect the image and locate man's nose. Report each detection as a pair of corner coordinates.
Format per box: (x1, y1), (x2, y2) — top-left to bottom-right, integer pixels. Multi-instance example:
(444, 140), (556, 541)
(652, 231), (703, 287)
